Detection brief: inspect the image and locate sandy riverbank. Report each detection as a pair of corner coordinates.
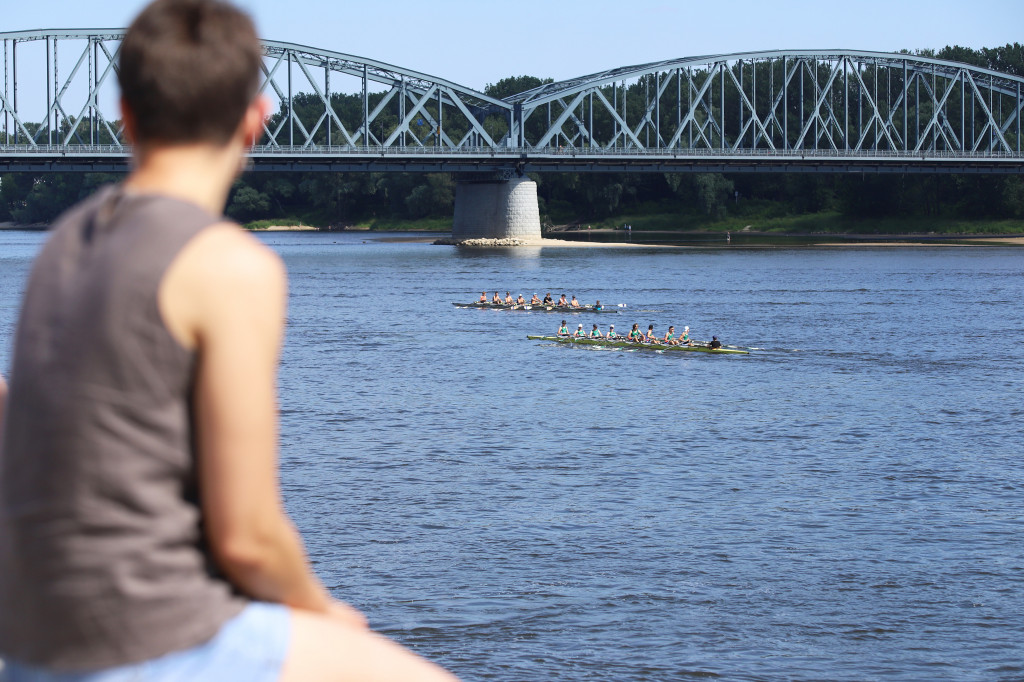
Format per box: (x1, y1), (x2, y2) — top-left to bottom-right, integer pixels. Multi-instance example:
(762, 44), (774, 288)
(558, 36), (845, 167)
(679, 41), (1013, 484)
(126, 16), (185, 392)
(433, 237), (686, 248)
(814, 236), (1024, 246)
(961, 236), (1024, 245)
(252, 225), (320, 231)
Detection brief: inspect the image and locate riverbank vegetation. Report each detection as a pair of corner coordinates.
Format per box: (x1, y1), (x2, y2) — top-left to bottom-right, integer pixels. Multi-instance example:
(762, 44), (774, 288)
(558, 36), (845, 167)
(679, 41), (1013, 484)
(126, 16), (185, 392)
(1, 44), (1022, 233)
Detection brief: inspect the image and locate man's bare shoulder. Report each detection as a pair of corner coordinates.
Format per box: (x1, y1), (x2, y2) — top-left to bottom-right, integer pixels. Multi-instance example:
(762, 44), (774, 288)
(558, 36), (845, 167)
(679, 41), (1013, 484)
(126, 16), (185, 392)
(160, 222), (286, 349)
(189, 222), (285, 286)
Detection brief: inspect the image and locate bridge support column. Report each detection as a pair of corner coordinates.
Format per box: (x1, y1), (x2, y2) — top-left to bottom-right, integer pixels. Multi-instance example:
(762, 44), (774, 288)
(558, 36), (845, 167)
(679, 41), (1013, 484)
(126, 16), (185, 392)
(451, 177), (541, 242)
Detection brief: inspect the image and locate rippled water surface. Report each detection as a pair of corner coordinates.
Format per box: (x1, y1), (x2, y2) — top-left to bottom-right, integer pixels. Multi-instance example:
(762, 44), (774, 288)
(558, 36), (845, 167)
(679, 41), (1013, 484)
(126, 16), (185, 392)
(1, 231), (1022, 681)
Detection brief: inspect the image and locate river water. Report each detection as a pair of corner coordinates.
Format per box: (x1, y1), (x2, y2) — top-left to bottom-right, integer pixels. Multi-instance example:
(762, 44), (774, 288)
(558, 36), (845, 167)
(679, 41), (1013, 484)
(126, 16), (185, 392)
(1, 230), (1022, 681)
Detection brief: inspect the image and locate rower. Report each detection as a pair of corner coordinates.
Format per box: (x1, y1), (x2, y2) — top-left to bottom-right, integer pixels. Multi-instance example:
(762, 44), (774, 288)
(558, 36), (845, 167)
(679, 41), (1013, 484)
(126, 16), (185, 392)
(530, 293), (541, 305)
(570, 295), (582, 309)
(664, 326), (678, 345)
(589, 324), (602, 338)
(516, 294), (526, 305)
(492, 292), (503, 304)
(606, 324), (617, 339)
(593, 299), (603, 311)
(557, 320), (570, 336)
(558, 294), (569, 307)
(505, 291), (514, 305)
(628, 323), (643, 341)
(680, 325), (692, 346)
(479, 291), (488, 303)
(710, 336), (722, 349)
(543, 292), (554, 305)
(645, 325), (658, 343)
(573, 323), (587, 338)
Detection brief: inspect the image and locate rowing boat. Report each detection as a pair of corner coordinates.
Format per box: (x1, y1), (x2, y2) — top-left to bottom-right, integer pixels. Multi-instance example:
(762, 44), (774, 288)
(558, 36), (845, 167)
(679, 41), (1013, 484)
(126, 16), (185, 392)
(526, 335), (750, 354)
(453, 302), (621, 314)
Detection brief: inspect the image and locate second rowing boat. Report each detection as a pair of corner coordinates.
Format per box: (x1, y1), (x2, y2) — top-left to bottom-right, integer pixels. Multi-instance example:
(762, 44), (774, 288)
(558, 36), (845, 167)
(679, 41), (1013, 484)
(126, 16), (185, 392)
(526, 335), (749, 354)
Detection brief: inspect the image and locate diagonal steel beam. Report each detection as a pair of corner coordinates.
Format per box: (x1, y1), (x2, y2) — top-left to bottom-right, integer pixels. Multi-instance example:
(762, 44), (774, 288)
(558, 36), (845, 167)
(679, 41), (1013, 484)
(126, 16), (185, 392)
(793, 58), (844, 150)
(591, 87), (644, 149)
(293, 53), (355, 146)
(911, 69), (960, 152)
(554, 96), (592, 148)
(761, 59), (801, 149)
(534, 90), (587, 148)
(724, 63), (776, 150)
(94, 40), (125, 147)
(667, 66), (720, 149)
(443, 86), (497, 148)
(850, 60), (901, 152)
(964, 71), (1012, 152)
(630, 73), (672, 148)
(383, 84), (445, 146)
(51, 40), (93, 145)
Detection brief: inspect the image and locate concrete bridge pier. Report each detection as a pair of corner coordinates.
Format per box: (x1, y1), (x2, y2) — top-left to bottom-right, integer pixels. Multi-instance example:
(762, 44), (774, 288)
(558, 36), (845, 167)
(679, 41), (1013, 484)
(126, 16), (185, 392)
(451, 176), (541, 242)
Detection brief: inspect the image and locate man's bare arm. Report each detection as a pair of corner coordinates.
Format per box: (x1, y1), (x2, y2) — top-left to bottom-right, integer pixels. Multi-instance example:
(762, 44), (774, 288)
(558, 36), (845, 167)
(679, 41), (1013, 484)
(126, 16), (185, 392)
(0, 372), (7, 443)
(161, 225), (365, 627)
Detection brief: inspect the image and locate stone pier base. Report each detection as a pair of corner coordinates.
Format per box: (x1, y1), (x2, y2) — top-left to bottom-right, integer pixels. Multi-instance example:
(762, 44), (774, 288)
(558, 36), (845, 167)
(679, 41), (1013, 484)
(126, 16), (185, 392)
(451, 178), (541, 241)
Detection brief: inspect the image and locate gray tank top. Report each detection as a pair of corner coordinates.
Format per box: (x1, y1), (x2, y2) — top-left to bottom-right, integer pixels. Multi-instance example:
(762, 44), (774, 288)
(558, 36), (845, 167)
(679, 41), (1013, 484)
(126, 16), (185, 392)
(0, 187), (246, 670)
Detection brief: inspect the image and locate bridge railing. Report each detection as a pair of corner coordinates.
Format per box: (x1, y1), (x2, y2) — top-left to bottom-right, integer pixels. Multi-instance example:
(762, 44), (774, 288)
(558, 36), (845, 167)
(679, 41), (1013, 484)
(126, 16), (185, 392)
(2, 143), (1021, 160)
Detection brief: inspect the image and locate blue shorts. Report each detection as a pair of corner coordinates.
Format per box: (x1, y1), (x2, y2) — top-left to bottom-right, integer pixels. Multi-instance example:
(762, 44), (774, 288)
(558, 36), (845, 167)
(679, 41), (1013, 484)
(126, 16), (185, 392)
(1, 602), (290, 682)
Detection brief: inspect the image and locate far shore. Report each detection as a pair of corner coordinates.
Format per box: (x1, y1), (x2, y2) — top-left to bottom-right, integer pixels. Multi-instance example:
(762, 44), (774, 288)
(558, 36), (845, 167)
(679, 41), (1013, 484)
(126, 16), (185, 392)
(4, 222), (1022, 246)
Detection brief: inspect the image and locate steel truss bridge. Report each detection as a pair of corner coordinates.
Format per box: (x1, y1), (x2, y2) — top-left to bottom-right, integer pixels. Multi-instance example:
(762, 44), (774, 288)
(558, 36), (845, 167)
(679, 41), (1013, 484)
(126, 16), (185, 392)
(1, 29), (1023, 174)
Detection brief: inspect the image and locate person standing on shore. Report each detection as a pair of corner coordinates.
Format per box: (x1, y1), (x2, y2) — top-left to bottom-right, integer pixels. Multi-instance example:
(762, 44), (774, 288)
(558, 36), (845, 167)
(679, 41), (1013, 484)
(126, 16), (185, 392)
(0, 2), (456, 681)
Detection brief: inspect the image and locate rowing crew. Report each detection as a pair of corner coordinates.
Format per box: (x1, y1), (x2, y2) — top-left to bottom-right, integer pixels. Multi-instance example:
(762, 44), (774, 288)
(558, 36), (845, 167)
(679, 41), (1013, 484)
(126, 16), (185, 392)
(556, 321), (721, 348)
(480, 291), (605, 310)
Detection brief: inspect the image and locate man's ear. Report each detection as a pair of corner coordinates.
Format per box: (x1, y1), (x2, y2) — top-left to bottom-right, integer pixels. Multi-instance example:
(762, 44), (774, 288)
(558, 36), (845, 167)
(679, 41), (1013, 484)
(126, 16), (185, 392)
(120, 98), (138, 144)
(240, 96), (271, 147)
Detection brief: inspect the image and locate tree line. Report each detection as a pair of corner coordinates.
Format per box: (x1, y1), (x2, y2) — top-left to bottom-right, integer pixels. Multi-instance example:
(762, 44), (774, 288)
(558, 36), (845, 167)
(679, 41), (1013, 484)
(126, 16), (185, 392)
(1, 44), (1022, 228)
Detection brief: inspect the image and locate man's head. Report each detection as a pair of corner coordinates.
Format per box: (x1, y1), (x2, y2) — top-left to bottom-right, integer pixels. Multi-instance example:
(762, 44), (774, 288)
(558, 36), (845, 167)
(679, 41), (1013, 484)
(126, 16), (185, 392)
(119, 0), (263, 147)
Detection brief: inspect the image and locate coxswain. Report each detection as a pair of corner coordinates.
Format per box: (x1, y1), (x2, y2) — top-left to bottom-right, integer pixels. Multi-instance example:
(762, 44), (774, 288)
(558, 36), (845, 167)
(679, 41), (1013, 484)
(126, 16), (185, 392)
(492, 292), (503, 304)
(606, 324), (617, 339)
(479, 291), (488, 303)
(664, 326), (679, 345)
(531, 293), (542, 305)
(645, 325), (658, 343)
(628, 323), (643, 341)
(570, 295), (582, 309)
(558, 294), (569, 307)
(557, 320), (570, 336)
(710, 336), (722, 349)
(593, 300), (603, 311)
(505, 291), (514, 305)
(573, 323), (587, 338)
(516, 294), (526, 306)
(543, 292), (554, 305)
(589, 324), (602, 338)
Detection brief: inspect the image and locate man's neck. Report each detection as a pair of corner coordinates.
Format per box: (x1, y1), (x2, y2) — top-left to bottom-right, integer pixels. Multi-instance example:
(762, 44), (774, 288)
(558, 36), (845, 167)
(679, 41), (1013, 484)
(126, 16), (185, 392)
(123, 142), (242, 216)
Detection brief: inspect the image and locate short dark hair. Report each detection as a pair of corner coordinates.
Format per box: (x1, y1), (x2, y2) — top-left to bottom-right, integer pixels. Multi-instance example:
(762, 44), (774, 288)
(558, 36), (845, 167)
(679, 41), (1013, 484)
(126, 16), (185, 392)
(119, 0), (262, 145)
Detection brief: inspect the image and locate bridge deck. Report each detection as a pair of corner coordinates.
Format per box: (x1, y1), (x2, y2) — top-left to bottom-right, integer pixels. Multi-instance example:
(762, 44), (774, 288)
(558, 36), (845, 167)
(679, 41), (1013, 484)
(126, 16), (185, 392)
(1, 145), (1020, 174)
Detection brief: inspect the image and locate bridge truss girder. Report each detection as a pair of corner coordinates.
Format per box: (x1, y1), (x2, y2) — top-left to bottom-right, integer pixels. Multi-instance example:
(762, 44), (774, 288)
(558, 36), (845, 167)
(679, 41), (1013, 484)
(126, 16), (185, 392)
(1, 34), (1021, 172)
(509, 50), (1024, 158)
(0, 31), (513, 154)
